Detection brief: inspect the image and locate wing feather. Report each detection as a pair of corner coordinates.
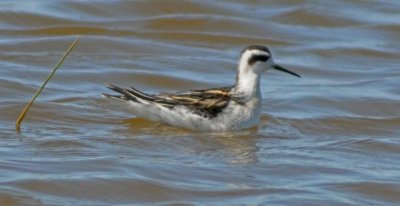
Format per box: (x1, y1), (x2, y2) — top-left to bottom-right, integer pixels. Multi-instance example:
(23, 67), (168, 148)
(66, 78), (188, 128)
(104, 84), (234, 118)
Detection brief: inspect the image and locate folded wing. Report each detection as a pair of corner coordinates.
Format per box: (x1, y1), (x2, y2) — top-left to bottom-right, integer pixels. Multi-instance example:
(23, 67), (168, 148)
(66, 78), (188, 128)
(103, 84), (234, 118)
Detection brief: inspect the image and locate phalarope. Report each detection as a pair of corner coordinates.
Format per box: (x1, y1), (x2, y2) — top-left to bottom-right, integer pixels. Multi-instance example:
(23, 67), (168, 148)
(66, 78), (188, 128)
(103, 45), (300, 131)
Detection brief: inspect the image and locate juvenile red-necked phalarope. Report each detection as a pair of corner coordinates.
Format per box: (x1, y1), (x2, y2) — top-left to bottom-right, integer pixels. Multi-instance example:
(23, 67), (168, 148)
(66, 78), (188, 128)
(103, 45), (300, 131)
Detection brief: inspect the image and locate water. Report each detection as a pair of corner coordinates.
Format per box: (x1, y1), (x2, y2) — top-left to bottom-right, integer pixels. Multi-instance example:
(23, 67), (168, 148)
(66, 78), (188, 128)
(1, 1), (399, 205)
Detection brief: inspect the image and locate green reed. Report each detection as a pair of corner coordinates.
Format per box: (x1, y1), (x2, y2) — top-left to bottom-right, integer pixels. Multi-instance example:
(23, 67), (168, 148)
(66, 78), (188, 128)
(15, 38), (80, 131)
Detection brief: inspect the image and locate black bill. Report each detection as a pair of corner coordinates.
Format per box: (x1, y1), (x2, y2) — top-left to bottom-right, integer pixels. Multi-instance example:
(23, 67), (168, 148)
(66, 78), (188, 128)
(272, 64), (301, 78)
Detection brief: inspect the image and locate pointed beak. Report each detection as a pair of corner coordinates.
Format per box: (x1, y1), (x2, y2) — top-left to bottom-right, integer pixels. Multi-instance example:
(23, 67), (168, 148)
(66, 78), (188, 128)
(272, 64), (301, 78)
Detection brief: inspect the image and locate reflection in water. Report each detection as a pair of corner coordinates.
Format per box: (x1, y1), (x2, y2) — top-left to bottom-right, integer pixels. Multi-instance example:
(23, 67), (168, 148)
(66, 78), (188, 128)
(207, 133), (260, 165)
(125, 118), (260, 164)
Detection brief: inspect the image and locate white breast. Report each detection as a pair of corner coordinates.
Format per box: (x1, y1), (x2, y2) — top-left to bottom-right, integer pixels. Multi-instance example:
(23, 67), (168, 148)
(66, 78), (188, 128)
(128, 97), (262, 131)
(220, 97), (262, 130)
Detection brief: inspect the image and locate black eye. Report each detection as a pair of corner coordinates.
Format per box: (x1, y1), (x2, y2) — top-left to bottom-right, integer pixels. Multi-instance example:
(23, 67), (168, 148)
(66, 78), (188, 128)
(248, 54), (269, 65)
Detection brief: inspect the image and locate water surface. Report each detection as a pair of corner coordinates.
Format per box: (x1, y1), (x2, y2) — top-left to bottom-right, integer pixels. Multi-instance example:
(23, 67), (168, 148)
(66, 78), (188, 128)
(1, 1), (400, 205)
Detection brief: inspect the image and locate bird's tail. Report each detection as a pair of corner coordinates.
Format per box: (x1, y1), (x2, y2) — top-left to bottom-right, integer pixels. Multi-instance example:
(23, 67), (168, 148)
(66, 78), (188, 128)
(102, 84), (156, 104)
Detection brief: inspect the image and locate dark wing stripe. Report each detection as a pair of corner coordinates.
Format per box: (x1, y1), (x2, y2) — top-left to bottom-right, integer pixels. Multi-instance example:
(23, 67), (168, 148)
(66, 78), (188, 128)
(127, 87), (181, 105)
(105, 84), (234, 118)
(107, 84), (126, 94)
(106, 84), (138, 102)
(106, 84), (178, 106)
(166, 86), (234, 118)
(102, 93), (129, 101)
(126, 87), (158, 102)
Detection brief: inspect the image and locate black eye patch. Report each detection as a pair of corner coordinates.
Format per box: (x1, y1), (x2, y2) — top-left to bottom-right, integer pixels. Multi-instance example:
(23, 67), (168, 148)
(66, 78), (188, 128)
(248, 54), (269, 65)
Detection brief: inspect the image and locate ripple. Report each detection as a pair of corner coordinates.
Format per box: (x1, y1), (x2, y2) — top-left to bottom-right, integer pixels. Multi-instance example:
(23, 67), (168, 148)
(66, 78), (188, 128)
(5, 178), (304, 205)
(270, 6), (364, 27)
(1, 0), (399, 205)
(326, 181), (400, 205)
(34, 139), (92, 150)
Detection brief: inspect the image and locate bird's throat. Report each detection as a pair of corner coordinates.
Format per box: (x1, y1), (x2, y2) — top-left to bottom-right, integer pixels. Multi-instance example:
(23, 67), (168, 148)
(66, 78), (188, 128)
(235, 68), (262, 100)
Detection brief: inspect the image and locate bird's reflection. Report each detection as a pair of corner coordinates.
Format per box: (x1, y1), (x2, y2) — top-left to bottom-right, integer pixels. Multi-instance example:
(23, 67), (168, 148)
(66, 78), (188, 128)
(121, 117), (269, 165)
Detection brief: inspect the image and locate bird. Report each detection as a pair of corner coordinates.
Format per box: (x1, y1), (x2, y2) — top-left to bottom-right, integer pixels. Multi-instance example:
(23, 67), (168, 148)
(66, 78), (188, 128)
(103, 45), (301, 131)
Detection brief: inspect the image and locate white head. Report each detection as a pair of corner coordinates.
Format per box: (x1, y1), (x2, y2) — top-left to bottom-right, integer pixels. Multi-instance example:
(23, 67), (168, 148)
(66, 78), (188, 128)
(238, 45), (301, 78)
(235, 45), (300, 97)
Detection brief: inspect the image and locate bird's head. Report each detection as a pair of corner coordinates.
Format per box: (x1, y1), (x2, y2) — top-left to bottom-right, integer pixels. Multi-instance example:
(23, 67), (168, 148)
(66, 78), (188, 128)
(238, 45), (301, 78)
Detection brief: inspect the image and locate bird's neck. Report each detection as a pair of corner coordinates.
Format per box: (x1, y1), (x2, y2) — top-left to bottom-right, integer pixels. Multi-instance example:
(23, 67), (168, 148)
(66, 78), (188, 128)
(234, 65), (262, 100)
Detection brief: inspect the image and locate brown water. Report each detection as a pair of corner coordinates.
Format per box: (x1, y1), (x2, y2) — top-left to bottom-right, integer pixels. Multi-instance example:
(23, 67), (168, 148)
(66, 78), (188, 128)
(1, 1), (400, 205)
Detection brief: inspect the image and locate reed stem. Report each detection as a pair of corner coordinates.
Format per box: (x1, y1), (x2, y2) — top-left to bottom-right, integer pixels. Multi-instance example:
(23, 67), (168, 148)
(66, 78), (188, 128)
(15, 38), (80, 131)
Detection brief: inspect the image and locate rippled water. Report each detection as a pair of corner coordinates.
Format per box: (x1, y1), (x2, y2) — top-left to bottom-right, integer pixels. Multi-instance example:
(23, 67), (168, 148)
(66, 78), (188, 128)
(1, 1), (400, 205)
